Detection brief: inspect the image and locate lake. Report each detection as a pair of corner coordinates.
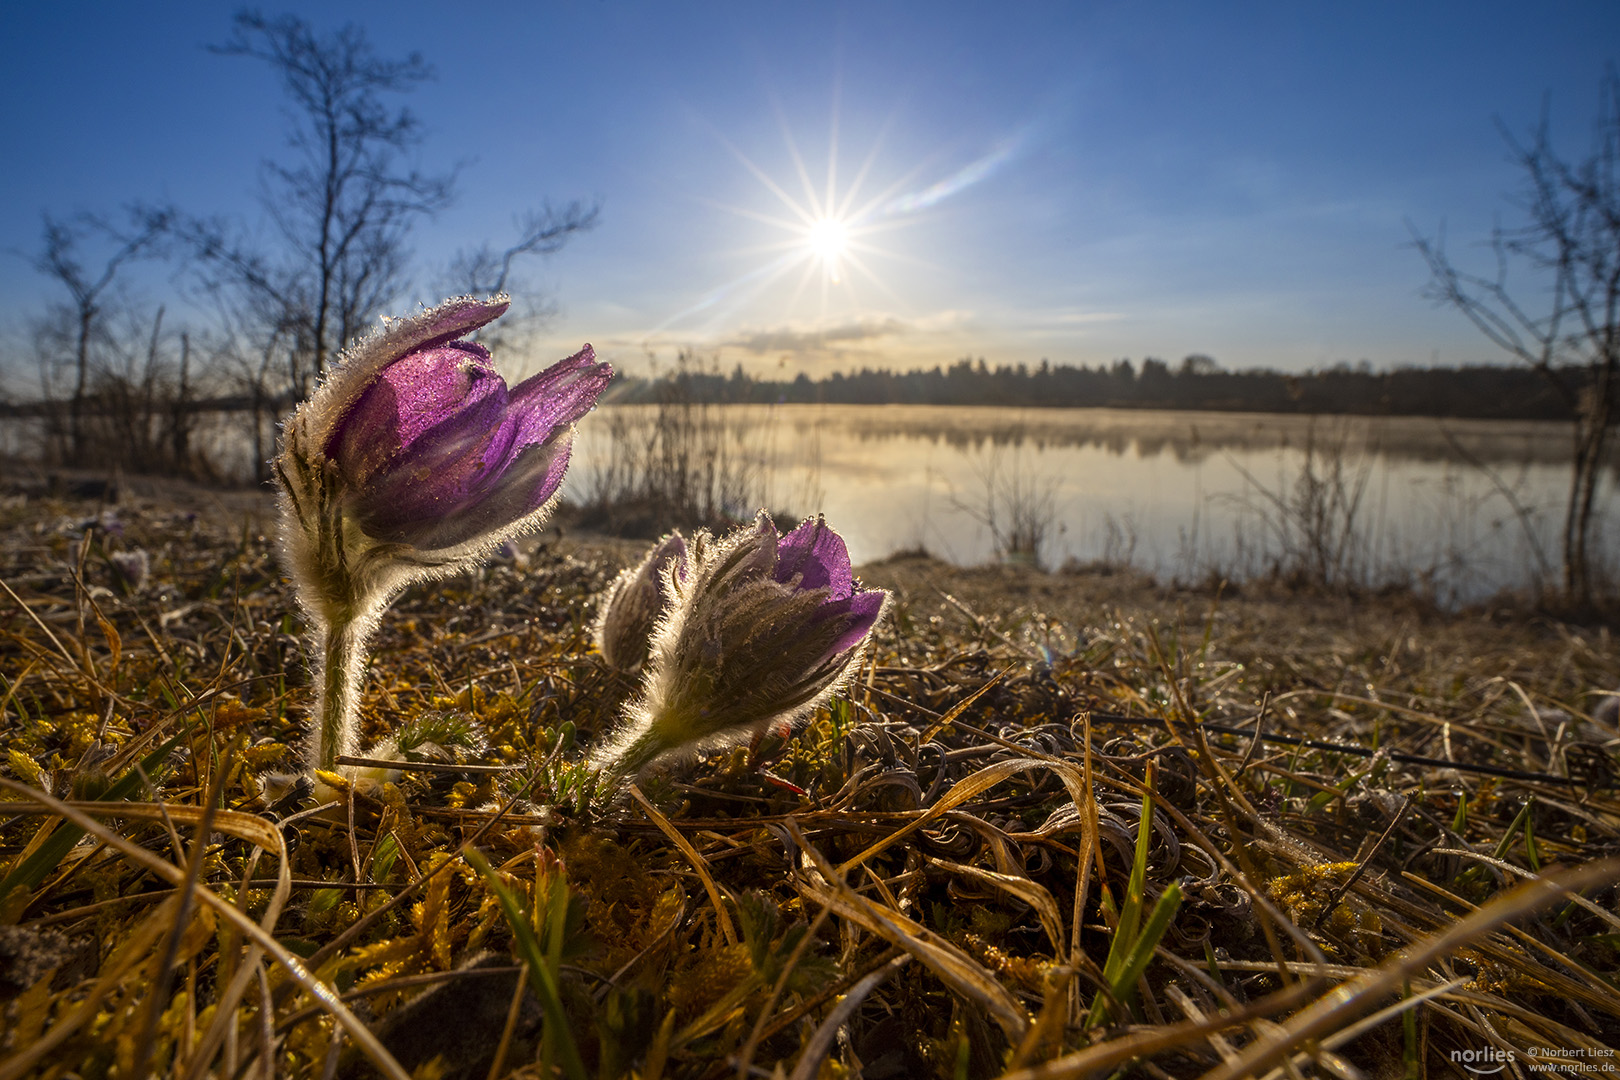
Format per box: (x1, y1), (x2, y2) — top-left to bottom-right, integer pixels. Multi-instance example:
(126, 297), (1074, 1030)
(564, 404), (1614, 603)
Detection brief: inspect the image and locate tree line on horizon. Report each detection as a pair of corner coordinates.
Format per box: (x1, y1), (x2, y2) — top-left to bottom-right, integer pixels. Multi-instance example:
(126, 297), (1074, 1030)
(605, 353), (1589, 421)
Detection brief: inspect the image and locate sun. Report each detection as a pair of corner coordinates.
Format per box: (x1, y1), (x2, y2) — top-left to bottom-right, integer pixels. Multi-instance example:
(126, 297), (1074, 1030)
(653, 97), (1022, 340)
(805, 217), (850, 281)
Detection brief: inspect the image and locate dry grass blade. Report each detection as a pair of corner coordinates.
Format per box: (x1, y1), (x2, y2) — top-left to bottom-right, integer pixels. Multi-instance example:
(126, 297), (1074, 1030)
(1399, 871), (1620, 1020)
(333, 753), (518, 775)
(0, 897), (174, 1080)
(1199, 857), (1620, 1080)
(3, 799), (294, 928)
(992, 979), (1321, 1080)
(0, 779), (412, 1080)
(928, 855), (1067, 955)
(1423, 848), (1620, 931)
(839, 756), (1087, 874)
(917, 665), (1012, 743)
(786, 954), (910, 1080)
(1252, 977), (1469, 1080)
(0, 574), (80, 670)
(630, 781), (739, 946)
(792, 821), (1031, 1042)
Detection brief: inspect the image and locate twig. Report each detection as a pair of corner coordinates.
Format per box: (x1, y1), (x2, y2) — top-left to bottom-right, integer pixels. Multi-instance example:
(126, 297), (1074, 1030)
(1314, 795), (1412, 930)
(334, 754), (519, 775)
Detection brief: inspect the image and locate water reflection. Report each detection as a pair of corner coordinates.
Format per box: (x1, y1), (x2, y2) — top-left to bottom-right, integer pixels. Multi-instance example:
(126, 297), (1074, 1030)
(567, 404), (1615, 603)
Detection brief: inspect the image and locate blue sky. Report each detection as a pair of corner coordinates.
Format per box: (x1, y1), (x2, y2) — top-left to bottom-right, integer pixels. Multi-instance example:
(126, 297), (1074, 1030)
(3, 2), (1617, 380)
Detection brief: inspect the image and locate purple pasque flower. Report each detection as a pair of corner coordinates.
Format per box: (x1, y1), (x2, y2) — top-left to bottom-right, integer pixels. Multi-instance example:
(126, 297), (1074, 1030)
(591, 511), (888, 782)
(594, 531), (688, 672)
(292, 296), (612, 564)
(108, 547), (149, 592)
(275, 295), (612, 775)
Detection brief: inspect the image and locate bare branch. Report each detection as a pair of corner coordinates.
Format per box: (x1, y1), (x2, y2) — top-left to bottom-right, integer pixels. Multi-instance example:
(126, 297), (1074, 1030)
(1411, 69), (1620, 606)
(447, 201), (600, 297)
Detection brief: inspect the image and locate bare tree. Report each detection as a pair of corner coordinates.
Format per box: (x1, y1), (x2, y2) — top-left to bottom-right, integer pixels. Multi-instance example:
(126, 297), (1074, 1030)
(190, 11), (454, 397)
(446, 202), (599, 296)
(1414, 71), (1620, 607)
(441, 202), (599, 353)
(30, 207), (171, 464)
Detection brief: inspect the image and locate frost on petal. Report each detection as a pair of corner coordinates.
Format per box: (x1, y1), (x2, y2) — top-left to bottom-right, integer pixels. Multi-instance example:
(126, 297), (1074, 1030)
(403, 296), (510, 353)
(310, 296), (511, 446)
(504, 345), (615, 449)
(774, 515), (853, 598)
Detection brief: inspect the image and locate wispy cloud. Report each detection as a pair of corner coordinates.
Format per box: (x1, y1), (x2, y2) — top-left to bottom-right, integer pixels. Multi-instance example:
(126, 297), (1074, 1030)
(726, 316), (910, 354)
(1028, 308), (1127, 327)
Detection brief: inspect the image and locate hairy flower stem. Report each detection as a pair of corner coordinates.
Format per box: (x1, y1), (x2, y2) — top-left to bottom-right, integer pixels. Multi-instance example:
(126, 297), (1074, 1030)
(594, 721), (683, 787)
(310, 614), (371, 773)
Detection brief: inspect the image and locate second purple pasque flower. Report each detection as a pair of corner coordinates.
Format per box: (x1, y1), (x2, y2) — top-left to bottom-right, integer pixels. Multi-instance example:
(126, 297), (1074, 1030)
(592, 511), (888, 782)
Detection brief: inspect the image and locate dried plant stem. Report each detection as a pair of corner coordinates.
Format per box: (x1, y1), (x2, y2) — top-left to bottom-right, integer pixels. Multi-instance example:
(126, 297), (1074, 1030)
(0, 781), (410, 1080)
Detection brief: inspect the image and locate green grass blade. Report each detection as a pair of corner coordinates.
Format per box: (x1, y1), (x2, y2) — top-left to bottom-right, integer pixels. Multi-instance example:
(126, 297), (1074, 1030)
(1109, 881), (1182, 1003)
(1493, 798), (1533, 862)
(0, 732), (185, 909)
(1088, 787), (1157, 1026)
(1088, 881), (1182, 1026)
(465, 848), (588, 1080)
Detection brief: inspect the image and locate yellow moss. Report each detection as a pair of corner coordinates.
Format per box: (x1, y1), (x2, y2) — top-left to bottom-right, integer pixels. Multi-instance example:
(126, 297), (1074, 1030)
(7, 964), (58, 1050)
(242, 742), (290, 769)
(667, 942), (752, 1022)
(212, 699), (268, 730)
(411, 1057), (449, 1080)
(7, 749), (46, 789)
(1267, 862), (1383, 959)
(963, 933), (1052, 993)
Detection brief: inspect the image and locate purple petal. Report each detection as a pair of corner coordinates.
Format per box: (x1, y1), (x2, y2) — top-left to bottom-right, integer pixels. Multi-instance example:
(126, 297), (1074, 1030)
(322, 333), (611, 551)
(831, 590), (886, 654)
(465, 430), (576, 531)
(379, 430), (575, 551)
(773, 516), (853, 598)
(411, 296), (509, 347)
(315, 297), (511, 433)
(387, 343), (503, 451)
(328, 345), (521, 538)
(367, 297), (510, 370)
(504, 345), (614, 452)
(327, 343), (506, 474)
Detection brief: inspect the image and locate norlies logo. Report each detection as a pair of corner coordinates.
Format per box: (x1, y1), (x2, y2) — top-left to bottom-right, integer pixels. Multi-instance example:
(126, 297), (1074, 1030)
(1452, 1048), (1512, 1075)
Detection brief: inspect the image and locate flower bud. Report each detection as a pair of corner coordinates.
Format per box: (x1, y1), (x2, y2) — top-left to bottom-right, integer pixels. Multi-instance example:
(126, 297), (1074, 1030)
(278, 296), (612, 617)
(592, 512), (887, 781)
(594, 532), (688, 672)
(273, 295), (612, 775)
